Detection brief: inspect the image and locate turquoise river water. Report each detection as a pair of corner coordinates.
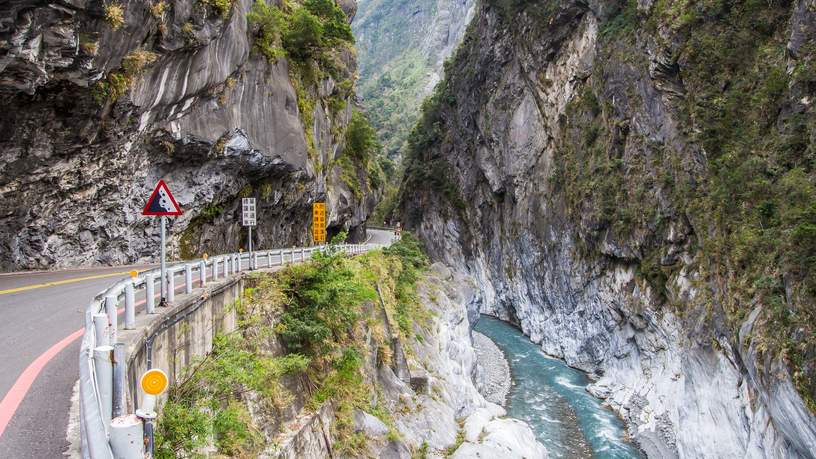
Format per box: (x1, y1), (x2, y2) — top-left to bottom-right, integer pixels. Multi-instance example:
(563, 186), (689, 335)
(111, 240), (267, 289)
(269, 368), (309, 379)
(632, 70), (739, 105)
(474, 316), (642, 459)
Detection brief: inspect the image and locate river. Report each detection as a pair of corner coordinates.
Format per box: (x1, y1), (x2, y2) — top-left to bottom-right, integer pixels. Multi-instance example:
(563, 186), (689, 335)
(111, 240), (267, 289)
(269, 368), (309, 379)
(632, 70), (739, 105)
(474, 316), (642, 459)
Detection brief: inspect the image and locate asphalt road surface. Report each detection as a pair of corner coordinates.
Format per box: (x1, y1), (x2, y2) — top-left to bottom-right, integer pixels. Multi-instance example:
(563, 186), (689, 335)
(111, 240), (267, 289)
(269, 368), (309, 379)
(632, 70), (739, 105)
(0, 229), (394, 458)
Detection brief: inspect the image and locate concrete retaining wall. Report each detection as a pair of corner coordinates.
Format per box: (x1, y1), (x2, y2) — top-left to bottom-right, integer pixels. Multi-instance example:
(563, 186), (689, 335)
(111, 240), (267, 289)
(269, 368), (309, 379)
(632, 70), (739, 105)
(118, 275), (243, 412)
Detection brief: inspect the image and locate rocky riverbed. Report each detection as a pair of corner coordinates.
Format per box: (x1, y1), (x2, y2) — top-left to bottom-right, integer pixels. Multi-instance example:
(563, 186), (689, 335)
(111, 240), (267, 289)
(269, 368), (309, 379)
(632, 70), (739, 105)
(473, 330), (511, 406)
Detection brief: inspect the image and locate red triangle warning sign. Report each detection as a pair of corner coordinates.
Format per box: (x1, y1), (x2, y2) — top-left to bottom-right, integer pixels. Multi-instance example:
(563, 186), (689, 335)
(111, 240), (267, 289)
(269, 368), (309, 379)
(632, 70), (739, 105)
(142, 179), (183, 216)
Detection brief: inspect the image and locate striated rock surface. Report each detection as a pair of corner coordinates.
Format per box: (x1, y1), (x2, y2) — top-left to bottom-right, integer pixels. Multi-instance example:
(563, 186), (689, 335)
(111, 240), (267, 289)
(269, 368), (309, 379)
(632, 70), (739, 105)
(0, 0), (379, 271)
(400, 0), (816, 457)
(388, 263), (546, 458)
(260, 262), (545, 458)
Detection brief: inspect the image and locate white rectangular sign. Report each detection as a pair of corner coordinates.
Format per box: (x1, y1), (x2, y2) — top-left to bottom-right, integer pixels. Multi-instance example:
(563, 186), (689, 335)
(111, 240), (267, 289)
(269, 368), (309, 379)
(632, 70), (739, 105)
(242, 198), (256, 227)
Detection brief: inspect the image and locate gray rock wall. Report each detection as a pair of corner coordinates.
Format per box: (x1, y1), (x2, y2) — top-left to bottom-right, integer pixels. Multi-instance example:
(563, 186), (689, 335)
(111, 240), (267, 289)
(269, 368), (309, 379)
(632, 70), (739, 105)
(0, 0), (377, 271)
(400, 0), (816, 457)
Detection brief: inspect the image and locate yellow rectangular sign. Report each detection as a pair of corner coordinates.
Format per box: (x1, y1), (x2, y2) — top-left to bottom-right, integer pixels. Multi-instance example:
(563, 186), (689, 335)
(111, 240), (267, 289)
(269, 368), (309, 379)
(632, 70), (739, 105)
(312, 202), (326, 242)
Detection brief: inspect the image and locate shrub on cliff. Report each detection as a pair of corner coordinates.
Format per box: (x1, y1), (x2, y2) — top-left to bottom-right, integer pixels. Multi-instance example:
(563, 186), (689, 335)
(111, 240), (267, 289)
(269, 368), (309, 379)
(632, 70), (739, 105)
(283, 8), (324, 59)
(247, 0), (286, 61)
(344, 109), (379, 161)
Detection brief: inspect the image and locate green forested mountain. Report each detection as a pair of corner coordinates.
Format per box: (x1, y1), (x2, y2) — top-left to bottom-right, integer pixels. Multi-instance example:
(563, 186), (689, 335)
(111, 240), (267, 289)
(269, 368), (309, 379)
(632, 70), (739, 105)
(352, 0), (474, 158)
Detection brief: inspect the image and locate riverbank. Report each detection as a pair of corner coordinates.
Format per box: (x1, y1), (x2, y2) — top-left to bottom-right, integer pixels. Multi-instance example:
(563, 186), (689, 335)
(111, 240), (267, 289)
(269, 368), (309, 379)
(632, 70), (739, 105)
(474, 315), (642, 458)
(473, 330), (512, 406)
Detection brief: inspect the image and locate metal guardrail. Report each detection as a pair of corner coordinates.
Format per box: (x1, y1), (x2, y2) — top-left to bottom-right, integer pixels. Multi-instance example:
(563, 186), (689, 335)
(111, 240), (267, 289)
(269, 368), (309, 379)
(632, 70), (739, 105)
(78, 243), (378, 458)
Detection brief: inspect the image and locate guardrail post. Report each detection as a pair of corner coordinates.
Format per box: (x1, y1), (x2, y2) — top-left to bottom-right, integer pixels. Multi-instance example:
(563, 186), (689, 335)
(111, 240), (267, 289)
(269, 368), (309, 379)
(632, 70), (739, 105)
(212, 258), (219, 280)
(300, 247), (305, 262)
(124, 282), (136, 330)
(167, 272), (175, 304)
(235, 254), (241, 272)
(145, 273), (155, 314)
(199, 260), (207, 287)
(110, 414), (143, 459)
(112, 343), (125, 418)
(185, 264), (193, 294)
(105, 295), (118, 344)
(253, 253), (258, 270)
(93, 313), (109, 347)
(93, 345), (114, 428)
(267, 251), (272, 267)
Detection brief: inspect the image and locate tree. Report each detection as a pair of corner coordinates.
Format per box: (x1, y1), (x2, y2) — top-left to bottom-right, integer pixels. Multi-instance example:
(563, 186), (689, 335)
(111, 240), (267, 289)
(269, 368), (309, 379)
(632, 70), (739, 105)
(345, 110), (379, 161)
(304, 0), (354, 44)
(283, 8), (324, 59)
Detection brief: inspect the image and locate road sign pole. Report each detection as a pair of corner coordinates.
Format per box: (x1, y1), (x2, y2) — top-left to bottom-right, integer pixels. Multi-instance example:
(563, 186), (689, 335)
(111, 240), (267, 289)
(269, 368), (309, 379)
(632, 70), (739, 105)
(160, 216), (166, 304)
(242, 198), (256, 270)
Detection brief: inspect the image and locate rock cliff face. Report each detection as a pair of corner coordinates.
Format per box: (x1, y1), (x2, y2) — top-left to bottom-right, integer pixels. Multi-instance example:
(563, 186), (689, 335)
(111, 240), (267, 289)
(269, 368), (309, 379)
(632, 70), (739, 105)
(400, 0), (816, 457)
(0, 0), (378, 271)
(271, 263), (546, 458)
(352, 0), (475, 157)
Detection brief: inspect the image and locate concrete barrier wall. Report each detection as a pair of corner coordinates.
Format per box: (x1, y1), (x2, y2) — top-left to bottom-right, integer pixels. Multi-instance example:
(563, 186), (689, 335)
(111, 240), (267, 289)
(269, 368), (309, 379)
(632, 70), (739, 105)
(119, 275), (243, 412)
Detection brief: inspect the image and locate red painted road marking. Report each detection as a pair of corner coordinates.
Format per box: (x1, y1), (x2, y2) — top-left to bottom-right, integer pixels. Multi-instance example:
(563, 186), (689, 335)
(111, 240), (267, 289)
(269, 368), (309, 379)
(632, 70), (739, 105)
(0, 327), (85, 437)
(0, 279), (192, 439)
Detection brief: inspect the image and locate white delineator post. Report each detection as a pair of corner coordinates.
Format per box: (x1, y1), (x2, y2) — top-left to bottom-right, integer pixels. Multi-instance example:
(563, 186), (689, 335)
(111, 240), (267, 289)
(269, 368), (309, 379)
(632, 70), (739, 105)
(199, 260), (207, 287)
(124, 281), (136, 330)
(167, 272), (175, 303)
(185, 264), (193, 294)
(145, 273), (155, 314)
(105, 295), (117, 344)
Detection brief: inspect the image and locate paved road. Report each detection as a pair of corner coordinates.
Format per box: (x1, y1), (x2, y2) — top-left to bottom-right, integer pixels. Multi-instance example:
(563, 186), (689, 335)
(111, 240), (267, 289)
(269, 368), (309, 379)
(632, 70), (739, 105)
(0, 229), (393, 458)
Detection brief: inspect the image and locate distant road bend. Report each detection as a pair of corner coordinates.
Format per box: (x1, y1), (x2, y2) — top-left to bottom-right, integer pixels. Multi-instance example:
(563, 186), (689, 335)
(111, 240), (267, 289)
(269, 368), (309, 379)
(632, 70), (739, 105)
(0, 228), (394, 458)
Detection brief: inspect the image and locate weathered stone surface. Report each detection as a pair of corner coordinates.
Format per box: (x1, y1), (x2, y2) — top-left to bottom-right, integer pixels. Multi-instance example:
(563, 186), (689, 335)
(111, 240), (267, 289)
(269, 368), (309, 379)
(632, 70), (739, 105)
(0, 0), (377, 271)
(354, 409), (390, 437)
(390, 264), (546, 457)
(451, 418), (547, 459)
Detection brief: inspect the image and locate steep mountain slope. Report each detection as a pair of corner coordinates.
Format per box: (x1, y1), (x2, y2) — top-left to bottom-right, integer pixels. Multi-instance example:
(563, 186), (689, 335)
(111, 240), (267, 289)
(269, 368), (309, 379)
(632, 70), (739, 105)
(352, 0), (475, 158)
(0, 0), (380, 270)
(400, 0), (816, 457)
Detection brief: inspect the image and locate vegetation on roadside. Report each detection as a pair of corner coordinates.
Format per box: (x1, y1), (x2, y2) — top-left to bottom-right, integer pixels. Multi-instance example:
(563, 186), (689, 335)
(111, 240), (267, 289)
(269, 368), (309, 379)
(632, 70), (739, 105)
(155, 235), (429, 456)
